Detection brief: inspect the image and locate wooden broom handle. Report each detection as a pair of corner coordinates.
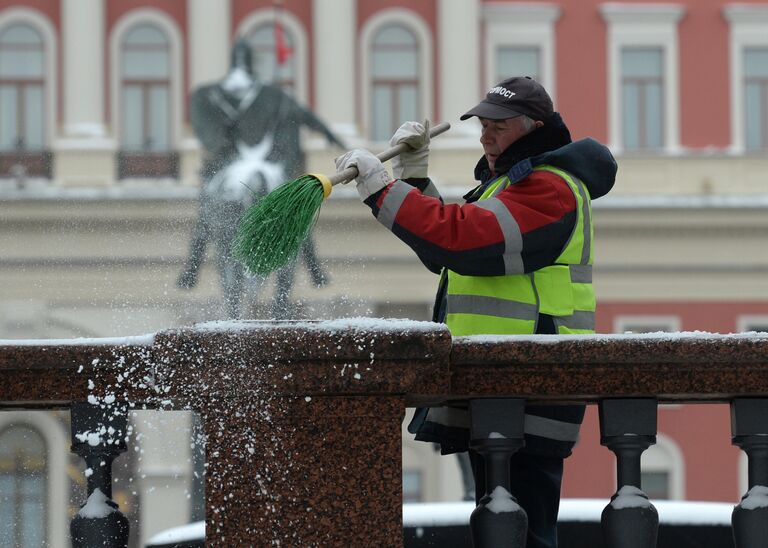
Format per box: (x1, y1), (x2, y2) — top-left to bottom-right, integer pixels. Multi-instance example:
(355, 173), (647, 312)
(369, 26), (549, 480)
(328, 121), (451, 186)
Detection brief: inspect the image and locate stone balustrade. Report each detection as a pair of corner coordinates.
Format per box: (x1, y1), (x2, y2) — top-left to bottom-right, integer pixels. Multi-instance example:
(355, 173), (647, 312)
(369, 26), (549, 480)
(1, 320), (767, 547)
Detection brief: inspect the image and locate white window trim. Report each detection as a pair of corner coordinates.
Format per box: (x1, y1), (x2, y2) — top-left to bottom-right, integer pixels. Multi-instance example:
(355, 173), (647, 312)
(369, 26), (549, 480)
(109, 9), (184, 149)
(359, 8), (434, 143)
(0, 412), (69, 548)
(723, 5), (768, 154)
(737, 314), (768, 333)
(236, 8), (309, 106)
(482, 2), (560, 103)
(600, 3), (685, 154)
(614, 314), (681, 334)
(0, 7), (57, 147)
(641, 432), (685, 500)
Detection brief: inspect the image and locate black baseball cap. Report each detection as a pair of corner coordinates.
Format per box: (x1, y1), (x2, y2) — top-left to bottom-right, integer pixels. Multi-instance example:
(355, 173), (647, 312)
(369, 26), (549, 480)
(460, 76), (554, 121)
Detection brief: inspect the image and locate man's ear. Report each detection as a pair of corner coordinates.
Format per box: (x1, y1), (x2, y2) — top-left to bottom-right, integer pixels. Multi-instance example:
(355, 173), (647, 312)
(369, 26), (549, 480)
(534, 120), (544, 129)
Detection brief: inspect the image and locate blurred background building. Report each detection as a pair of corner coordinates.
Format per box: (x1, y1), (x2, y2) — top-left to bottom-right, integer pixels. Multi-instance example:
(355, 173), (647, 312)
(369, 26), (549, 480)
(1, 0), (767, 545)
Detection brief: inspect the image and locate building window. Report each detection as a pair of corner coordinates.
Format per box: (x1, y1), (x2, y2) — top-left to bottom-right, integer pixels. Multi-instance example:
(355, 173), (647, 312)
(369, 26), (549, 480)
(738, 315), (768, 333)
(0, 425), (47, 547)
(117, 23), (177, 179)
(601, 4), (685, 153)
(403, 469), (423, 502)
(245, 23), (295, 93)
(744, 48), (768, 151)
(640, 470), (670, 500)
(375, 302), (430, 321)
(496, 46), (540, 82)
(0, 22), (51, 178)
(621, 47), (664, 151)
(482, 4), (559, 94)
(370, 24), (419, 142)
(724, 4), (768, 153)
(614, 315), (680, 334)
(640, 434), (685, 500)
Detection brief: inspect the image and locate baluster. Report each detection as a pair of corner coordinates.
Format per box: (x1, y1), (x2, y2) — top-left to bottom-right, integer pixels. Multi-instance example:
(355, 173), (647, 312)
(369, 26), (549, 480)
(730, 398), (768, 548)
(70, 402), (130, 548)
(468, 398), (528, 548)
(598, 398), (658, 548)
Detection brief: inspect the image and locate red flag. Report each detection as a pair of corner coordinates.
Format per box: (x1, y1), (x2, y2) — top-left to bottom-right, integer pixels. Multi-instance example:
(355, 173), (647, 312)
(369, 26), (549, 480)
(274, 20), (293, 65)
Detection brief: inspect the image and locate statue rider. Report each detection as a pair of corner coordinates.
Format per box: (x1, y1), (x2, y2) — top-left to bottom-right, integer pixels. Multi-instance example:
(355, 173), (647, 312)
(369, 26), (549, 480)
(178, 39), (344, 319)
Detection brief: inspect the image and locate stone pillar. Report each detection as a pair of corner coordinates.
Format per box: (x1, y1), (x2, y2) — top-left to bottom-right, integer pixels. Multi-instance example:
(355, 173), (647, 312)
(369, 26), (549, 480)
(187, 0), (231, 90)
(312, 0), (358, 140)
(437, 0), (480, 136)
(55, 0), (114, 186)
(154, 320), (451, 545)
(468, 398), (528, 548)
(61, 0), (106, 140)
(599, 398), (659, 548)
(183, 0), (231, 187)
(731, 398), (768, 548)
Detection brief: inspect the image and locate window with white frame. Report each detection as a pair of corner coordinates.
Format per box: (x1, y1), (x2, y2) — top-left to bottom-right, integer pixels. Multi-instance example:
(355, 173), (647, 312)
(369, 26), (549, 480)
(621, 47), (665, 151)
(640, 434), (685, 500)
(496, 46), (541, 83)
(483, 3), (558, 92)
(370, 24), (420, 142)
(737, 315), (768, 333)
(120, 24), (170, 152)
(0, 24), (44, 151)
(600, 4), (685, 153)
(0, 21), (51, 178)
(0, 425), (47, 547)
(402, 469), (423, 502)
(245, 23), (296, 93)
(723, 5), (768, 153)
(117, 22), (178, 179)
(744, 48), (768, 151)
(614, 315), (680, 334)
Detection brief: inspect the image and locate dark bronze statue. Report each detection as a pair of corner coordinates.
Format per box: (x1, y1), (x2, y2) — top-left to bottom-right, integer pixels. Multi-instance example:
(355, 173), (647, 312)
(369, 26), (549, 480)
(178, 39), (343, 318)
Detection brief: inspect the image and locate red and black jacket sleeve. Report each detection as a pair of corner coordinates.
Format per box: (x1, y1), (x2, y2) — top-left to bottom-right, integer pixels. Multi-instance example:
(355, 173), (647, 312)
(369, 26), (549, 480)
(363, 171), (578, 276)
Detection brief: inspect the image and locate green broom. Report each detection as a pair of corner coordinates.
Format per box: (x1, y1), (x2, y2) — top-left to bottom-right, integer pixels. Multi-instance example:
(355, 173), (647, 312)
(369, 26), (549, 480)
(232, 121), (451, 277)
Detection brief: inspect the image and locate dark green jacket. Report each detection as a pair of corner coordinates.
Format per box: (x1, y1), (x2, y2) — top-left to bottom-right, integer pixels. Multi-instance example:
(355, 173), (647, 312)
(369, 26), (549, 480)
(190, 82), (341, 181)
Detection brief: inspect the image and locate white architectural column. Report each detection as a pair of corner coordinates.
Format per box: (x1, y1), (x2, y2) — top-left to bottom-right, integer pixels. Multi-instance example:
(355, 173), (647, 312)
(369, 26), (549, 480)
(312, 0), (358, 139)
(437, 0), (480, 135)
(188, 0), (231, 89)
(61, 0), (106, 138)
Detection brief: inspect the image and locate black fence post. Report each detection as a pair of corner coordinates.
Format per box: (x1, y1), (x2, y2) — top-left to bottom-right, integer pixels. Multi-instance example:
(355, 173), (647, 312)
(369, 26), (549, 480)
(468, 398), (528, 548)
(70, 402), (130, 548)
(598, 398), (658, 548)
(730, 398), (768, 548)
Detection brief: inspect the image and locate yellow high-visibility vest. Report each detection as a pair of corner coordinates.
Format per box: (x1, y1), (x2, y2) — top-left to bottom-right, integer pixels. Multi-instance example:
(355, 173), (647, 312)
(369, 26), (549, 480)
(446, 164), (596, 336)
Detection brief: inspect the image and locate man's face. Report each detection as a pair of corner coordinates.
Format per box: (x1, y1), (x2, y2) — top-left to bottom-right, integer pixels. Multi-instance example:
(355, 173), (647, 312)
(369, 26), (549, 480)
(479, 116), (538, 174)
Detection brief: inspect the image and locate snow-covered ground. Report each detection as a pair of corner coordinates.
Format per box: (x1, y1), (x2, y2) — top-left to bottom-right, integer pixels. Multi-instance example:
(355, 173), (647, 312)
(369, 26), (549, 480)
(146, 498), (736, 545)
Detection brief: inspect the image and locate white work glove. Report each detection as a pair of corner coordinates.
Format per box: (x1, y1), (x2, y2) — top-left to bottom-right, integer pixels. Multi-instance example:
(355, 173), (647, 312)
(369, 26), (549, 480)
(389, 120), (430, 179)
(334, 149), (392, 201)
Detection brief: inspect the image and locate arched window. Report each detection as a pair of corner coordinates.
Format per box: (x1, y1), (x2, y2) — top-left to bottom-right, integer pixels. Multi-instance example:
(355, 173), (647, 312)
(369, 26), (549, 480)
(0, 425), (47, 547)
(117, 23), (177, 179)
(370, 25), (419, 141)
(641, 433), (685, 500)
(245, 23), (295, 93)
(0, 22), (51, 178)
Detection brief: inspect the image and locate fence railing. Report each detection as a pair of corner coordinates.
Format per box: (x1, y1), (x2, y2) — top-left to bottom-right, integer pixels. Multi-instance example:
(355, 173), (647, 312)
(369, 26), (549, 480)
(1, 320), (767, 547)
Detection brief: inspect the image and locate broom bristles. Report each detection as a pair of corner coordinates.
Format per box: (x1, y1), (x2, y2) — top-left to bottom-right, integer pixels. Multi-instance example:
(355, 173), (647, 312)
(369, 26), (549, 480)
(232, 174), (326, 277)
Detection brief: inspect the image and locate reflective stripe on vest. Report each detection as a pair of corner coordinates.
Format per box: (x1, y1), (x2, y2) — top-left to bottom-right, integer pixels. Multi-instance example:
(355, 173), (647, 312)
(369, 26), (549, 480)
(446, 165), (595, 336)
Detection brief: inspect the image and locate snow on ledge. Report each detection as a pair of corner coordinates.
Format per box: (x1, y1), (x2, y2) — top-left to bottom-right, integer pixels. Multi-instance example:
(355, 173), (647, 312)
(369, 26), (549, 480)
(457, 330), (768, 345)
(0, 333), (155, 347)
(147, 520), (205, 544)
(191, 318), (446, 334)
(147, 498), (736, 543)
(403, 498), (735, 527)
